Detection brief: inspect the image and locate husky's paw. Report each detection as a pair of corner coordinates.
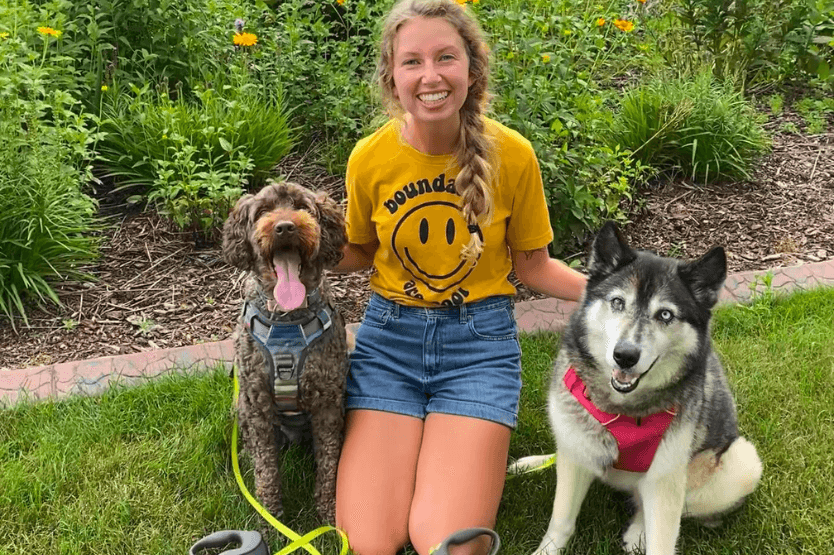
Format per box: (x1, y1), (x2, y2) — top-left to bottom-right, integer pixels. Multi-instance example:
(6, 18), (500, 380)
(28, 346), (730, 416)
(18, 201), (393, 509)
(622, 517), (646, 554)
(533, 533), (567, 555)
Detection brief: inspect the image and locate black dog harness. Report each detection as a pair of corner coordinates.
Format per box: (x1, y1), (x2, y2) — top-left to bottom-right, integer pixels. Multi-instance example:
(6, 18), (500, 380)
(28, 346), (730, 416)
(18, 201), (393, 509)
(241, 288), (335, 411)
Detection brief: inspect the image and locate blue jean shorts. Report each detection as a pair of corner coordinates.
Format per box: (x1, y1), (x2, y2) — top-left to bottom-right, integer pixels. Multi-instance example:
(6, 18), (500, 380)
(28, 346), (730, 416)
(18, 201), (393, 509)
(345, 293), (523, 428)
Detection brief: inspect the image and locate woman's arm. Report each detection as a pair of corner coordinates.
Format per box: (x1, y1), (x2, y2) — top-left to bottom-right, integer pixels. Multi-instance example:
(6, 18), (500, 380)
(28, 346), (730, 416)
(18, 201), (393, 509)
(332, 240), (380, 273)
(512, 246), (586, 302)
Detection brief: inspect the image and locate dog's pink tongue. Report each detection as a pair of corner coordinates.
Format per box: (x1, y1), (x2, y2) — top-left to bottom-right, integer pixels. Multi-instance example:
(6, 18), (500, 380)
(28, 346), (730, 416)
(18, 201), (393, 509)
(273, 255), (306, 311)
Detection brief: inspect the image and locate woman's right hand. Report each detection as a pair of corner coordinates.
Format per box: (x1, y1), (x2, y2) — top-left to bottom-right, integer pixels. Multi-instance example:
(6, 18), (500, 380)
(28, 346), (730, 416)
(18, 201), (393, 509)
(332, 241), (379, 273)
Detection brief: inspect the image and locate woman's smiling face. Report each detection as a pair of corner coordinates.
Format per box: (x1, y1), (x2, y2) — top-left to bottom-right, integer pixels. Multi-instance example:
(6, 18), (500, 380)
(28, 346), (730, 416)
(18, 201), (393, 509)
(392, 16), (472, 133)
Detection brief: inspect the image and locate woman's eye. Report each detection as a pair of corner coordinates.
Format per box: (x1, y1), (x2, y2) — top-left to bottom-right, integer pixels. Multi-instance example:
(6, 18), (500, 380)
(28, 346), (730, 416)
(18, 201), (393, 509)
(610, 297), (625, 311)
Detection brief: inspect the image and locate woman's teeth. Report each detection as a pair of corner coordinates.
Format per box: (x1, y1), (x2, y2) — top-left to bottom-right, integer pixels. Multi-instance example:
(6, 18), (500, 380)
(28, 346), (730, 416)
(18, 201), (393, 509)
(419, 92), (449, 103)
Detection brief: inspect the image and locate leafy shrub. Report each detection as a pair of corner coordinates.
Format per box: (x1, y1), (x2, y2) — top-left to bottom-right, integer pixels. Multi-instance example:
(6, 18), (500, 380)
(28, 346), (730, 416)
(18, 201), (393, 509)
(606, 71), (770, 183)
(0, 31), (101, 326)
(671, 0), (834, 87)
(258, 0), (386, 172)
(795, 95), (834, 133)
(98, 82), (294, 238)
(477, 0), (650, 251)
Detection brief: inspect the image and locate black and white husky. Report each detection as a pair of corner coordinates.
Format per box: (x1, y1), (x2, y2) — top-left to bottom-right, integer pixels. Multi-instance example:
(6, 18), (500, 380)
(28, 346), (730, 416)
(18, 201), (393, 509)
(533, 222), (762, 555)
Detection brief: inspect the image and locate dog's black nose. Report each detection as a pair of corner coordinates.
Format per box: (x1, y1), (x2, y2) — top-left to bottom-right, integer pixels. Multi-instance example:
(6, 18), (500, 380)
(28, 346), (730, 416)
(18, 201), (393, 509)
(613, 341), (640, 369)
(274, 221), (296, 236)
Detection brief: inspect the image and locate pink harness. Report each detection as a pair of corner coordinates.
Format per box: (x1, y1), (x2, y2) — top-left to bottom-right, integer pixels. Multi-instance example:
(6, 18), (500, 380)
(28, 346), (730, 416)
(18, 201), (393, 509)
(564, 367), (676, 472)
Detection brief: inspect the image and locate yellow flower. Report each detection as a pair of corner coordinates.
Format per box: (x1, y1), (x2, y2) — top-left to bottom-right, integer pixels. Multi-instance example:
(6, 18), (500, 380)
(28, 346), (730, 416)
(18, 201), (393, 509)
(473, 0), (480, 4)
(542, 54), (551, 63)
(596, 18), (606, 27)
(37, 26), (62, 38)
(0, 32), (9, 39)
(637, 0), (647, 3)
(101, 85), (108, 91)
(337, 0), (345, 5)
(456, 0), (468, 4)
(233, 32), (258, 47)
(613, 19), (634, 32)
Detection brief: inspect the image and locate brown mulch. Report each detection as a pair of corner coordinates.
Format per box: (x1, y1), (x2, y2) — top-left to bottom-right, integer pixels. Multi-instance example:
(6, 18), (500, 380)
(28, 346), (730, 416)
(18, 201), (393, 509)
(2, 122), (833, 371)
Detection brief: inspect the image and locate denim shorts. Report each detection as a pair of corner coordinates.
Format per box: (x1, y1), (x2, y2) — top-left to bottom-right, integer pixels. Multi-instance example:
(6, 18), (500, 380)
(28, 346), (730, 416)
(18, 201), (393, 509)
(345, 293), (523, 428)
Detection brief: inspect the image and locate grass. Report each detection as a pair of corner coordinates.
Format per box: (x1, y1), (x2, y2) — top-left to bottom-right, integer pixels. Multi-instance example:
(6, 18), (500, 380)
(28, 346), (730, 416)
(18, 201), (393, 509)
(2, 287), (834, 554)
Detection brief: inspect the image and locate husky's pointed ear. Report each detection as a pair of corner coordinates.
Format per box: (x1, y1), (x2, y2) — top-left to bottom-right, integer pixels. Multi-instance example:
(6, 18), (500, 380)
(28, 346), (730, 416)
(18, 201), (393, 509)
(679, 246), (727, 308)
(588, 221), (636, 279)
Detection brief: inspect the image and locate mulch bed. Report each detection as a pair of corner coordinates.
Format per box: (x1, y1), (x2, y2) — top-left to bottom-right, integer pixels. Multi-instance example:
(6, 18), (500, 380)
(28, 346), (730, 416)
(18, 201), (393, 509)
(2, 121), (832, 371)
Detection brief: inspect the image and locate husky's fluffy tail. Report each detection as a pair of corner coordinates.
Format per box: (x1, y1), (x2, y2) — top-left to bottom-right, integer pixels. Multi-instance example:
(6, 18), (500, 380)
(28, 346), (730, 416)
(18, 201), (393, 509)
(685, 437), (763, 518)
(507, 454), (557, 475)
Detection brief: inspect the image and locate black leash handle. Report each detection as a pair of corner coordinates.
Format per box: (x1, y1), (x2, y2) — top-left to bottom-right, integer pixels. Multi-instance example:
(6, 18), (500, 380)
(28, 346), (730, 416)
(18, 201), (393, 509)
(432, 528), (500, 555)
(189, 530), (269, 555)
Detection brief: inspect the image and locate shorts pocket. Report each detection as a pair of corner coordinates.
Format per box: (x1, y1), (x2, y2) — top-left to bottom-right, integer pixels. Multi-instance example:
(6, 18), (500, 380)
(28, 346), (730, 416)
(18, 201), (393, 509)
(360, 301), (392, 329)
(467, 305), (517, 341)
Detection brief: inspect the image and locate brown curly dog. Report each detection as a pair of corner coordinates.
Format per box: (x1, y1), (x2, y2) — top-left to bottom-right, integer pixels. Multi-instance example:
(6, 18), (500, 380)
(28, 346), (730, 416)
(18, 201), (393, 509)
(222, 180), (348, 523)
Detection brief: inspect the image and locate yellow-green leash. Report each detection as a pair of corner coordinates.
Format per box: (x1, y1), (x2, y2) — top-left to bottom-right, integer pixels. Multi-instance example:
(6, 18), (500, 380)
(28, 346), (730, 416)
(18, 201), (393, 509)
(230, 372), (350, 555)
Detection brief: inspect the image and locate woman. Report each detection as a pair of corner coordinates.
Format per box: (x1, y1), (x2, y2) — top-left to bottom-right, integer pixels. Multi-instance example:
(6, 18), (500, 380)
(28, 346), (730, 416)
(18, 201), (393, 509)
(333, 1), (587, 553)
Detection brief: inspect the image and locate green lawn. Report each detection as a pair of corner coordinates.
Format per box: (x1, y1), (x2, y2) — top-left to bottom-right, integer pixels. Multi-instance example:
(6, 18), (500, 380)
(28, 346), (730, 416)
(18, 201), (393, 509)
(1, 287), (833, 554)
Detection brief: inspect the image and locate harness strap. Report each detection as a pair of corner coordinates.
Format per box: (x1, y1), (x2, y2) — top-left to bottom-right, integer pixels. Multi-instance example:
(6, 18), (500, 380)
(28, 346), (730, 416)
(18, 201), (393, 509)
(242, 288), (335, 397)
(564, 367), (677, 473)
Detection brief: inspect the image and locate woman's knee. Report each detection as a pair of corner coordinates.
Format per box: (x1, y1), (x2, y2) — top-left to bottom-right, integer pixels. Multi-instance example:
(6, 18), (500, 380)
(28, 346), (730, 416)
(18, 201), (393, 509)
(340, 524), (409, 555)
(408, 521), (495, 555)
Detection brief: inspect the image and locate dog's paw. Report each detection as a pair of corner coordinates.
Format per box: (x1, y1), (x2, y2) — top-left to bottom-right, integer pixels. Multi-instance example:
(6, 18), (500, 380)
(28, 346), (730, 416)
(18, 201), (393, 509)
(622, 516), (646, 554)
(533, 533), (568, 555)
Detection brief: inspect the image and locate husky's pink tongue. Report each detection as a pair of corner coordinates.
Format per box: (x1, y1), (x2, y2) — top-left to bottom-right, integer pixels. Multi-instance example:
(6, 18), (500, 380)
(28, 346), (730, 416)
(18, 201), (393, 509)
(612, 368), (637, 385)
(273, 254), (306, 311)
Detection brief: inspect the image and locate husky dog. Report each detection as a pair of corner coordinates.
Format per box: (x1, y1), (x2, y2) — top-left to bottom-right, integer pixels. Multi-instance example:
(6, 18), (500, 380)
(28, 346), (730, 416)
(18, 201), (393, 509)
(534, 222), (762, 555)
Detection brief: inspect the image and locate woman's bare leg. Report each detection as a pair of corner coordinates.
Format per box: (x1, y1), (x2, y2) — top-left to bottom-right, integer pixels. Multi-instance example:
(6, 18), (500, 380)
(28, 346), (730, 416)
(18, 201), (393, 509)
(336, 410), (424, 555)
(408, 414), (511, 555)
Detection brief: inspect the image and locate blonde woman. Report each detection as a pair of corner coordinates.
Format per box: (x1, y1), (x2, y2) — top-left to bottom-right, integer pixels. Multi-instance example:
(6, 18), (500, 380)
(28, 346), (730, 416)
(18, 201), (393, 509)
(333, 1), (587, 553)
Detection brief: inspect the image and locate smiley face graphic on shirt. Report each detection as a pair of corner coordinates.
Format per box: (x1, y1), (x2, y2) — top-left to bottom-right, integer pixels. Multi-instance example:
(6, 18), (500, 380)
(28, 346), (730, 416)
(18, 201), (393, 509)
(391, 200), (478, 293)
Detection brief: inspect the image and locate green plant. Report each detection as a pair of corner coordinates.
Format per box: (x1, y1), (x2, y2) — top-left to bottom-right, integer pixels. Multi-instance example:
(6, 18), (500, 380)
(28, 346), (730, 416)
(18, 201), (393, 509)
(768, 93), (785, 115)
(795, 95), (834, 133)
(146, 138), (252, 240)
(780, 121), (801, 133)
(745, 271), (776, 311)
(606, 70), (770, 184)
(473, 0), (651, 252)
(0, 20), (101, 327)
(257, 0), (385, 172)
(100, 80), (293, 188)
(667, 241), (687, 258)
(671, 0), (834, 88)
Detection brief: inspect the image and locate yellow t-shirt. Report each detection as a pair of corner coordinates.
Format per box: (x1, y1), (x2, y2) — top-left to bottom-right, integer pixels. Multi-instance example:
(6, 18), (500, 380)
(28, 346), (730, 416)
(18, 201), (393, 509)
(345, 117), (554, 307)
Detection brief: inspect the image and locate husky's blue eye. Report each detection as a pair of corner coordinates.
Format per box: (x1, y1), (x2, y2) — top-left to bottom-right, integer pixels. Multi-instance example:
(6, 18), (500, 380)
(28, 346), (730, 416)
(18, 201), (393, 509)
(611, 297), (625, 311)
(657, 309), (674, 323)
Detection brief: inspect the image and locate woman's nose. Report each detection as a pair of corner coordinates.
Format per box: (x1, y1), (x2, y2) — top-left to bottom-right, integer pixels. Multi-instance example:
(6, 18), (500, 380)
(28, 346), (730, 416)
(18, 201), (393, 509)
(421, 61), (440, 82)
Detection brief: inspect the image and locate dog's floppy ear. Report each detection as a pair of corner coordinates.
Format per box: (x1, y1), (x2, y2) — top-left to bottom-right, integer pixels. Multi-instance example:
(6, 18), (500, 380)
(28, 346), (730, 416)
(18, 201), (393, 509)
(315, 191), (347, 269)
(679, 246), (726, 309)
(587, 221), (636, 279)
(222, 193), (256, 270)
